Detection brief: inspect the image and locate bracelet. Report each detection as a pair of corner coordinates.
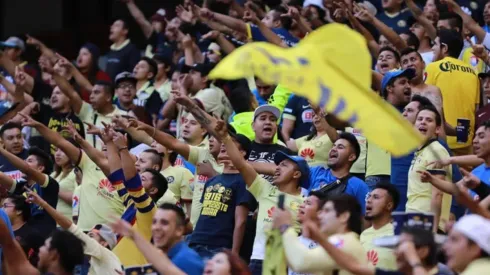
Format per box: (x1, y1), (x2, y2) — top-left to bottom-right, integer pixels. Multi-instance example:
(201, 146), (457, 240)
(279, 224), (291, 234)
(411, 263), (422, 269)
(118, 146), (128, 152)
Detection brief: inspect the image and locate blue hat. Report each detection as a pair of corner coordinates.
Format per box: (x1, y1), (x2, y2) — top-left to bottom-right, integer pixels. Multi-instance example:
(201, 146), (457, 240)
(381, 68), (415, 94)
(274, 151), (310, 188)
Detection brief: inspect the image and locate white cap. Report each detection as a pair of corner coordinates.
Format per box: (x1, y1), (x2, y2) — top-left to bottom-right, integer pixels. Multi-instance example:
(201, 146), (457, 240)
(1, 37), (25, 52)
(253, 105), (280, 120)
(453, 214), (490, 254)
(303, 0), (325, 10)
(359, 1), (377, 17)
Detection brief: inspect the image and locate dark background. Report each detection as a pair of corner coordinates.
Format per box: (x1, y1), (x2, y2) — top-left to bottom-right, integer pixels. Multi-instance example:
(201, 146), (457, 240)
(0, 0), (180, 61)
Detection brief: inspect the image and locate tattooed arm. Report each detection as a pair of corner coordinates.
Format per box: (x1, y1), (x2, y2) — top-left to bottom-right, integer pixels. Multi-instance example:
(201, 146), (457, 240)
(173, 92), (219, 137)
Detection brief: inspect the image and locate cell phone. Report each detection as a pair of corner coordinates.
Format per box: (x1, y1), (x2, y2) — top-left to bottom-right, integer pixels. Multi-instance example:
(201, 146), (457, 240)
(278, 194), (285, 210)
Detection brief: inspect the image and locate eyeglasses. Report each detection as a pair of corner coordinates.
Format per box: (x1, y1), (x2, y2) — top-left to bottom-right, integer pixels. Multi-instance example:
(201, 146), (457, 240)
(117, 84), (135, 90)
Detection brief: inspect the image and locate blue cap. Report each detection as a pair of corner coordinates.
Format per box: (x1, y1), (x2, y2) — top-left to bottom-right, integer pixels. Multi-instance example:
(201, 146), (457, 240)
(381, 68), (415, 93)
(274, 151), (310, 188)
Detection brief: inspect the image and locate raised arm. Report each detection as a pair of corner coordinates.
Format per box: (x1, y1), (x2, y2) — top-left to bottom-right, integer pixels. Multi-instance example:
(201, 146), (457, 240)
(200, 8), (248, 34)
(354, 5), (407, 51)
(26, 35), (57, 63)
(27, 186), (72, 229)
(0, 146), (46, 185)
(0, 50), (34, 93)
(123, 0), (154, 39)
(19, 113), (81, 164)
(245, 10), (287, 47)
(114, 132), (137, 180)
(111, 219), (186, 275)
(404, 0), (437, 40)
(0, 211), (39, 275)
(201, 31), (237, 55)
(133, 119), (191, 160)
(215, 120), (258, 187)
(66, 121), (110, 175)
(39, 56), (83, 114)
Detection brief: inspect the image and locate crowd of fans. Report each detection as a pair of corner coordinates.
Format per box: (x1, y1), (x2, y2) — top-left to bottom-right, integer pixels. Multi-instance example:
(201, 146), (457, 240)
(0, 0), (489, 274)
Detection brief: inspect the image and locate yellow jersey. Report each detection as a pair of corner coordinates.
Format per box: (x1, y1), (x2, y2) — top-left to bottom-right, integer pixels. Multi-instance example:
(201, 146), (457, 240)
(425, 57), (480, 149)
(295, 134), (333, 167)
(360, 223), (397, 270)
(407, 140), (452, 231)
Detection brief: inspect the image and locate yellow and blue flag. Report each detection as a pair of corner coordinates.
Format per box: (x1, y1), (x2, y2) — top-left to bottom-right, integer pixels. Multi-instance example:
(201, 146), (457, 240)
(209, 23), (423, 156)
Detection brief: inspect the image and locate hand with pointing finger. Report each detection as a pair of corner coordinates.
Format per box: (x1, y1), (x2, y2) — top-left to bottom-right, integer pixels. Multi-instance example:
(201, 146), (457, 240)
(460, 168), (481, 189)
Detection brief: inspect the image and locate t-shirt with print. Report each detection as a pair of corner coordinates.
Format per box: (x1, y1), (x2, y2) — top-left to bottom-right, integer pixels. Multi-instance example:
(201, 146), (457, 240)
(0, 149), (28, 181)
(287, 235), (318, 275)
(133, 81), (164, 117)
(14, 223), (43, 266)
(283, 95), (314, 139)
(11, 176), (59, 238)
(248, 142), (292, 183)
(77, 101), (127, 150)
(248, 175), (304, 260)
(51, 170), (77, 221)
(77, 152), (125, 231)
(190, 173), (252, 248)
(246, 24), (299, 47)
(187, 145), (225, 228)
(345, 128), (367, 174)
(308, 166), (369, 214)
(407, 139), (452, 231)
(295, 134), (332, 167)
(361, 223), (397, 271)
(161, 166), (194, 202)
(425, 56), (479, 149)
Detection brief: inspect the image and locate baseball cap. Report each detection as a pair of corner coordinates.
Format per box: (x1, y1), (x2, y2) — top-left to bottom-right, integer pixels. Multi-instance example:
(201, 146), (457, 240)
(274, 151), (310, 188)
(381, 68), (416, 93)
(207, 42), (222, 56)
(0, 37), (25, 52)
(191, 63), (215, 77)
(253, 105), (280, 120)
(303, 0), (326, 10)
(478, 72), (490, 79)
(453, 214), (490, 254)
(90, 224), (117, 250)
(114, 72), (136, 86)
(150, 9), (167, 22)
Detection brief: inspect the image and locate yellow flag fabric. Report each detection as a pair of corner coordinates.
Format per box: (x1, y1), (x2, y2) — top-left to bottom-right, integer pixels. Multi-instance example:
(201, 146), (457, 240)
(208, 23), (423, 156)
(262, 229), (287, 275)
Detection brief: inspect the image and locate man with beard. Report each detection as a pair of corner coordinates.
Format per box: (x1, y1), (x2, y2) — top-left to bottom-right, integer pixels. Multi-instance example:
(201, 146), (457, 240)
(381, 69), (414, 112)
(361, 182), (400, 270)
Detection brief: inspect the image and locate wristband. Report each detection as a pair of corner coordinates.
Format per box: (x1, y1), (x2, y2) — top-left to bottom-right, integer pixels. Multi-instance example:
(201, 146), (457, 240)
(118, 146), (128, 152)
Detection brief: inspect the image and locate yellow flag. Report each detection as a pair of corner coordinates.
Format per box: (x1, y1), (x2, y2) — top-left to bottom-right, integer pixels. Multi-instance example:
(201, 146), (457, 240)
(262, 230), (287, 275)
(208, 23), (423, 156)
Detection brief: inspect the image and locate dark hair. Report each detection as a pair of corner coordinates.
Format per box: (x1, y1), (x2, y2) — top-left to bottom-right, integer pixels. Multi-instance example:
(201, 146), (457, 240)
(401, 227), (438, 266)
(140, 57), (158, 80)
(115, 18), (130, 31)
(222, 249), (252, 275)
(162, 129), (178, 165)
(400, 47), (424, 63)
(338, 132), (361, 163)
(438, 28), (464, 58)
(94, 80), (115, 97)
(7, 194), (31, 221)
(439, 12), (463, 33)
(373, 182), (400, 210)
(48, 230), (85, 272)
(229, 86), (255, 114)
(271, 6), (293, 30)
(0, 122), (22, 138)
(308, 190), (327, 201)
(417, 105), (442, 126)
(306, 113), (327, 141)
(52, 138), (78, 179)
(411, 94), (435, 109)
(159, 203), (186, 227)
(143, 168), (168, 201)
(402, 31), (420, 50)
(327, 195), (363, 235)
(379, 46), (401, 63)
(142, 149), (163, 171)
(28, 147), (53, 175)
